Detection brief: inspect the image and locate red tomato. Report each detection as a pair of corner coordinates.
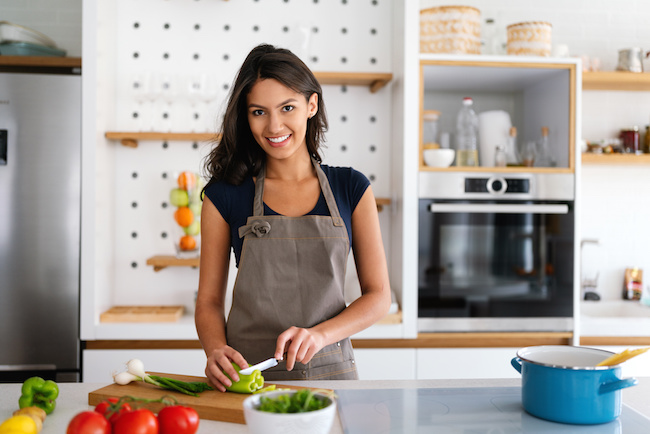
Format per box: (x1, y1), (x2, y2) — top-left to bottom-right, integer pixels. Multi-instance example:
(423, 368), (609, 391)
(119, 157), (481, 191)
(112, 408), (158, 434)
(94, 397), (132, 424)
(158, 405), (200, 434)
(67, 411), (111, 434)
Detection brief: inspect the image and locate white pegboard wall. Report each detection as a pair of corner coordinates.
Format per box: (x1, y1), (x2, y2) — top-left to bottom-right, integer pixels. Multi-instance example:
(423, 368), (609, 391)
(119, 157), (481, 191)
(110, 0), (394, 306)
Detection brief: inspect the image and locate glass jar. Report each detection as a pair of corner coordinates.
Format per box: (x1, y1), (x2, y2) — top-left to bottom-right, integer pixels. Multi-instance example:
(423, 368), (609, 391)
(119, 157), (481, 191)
(423, 110), (440, 149)
(620, 127), (640, 154)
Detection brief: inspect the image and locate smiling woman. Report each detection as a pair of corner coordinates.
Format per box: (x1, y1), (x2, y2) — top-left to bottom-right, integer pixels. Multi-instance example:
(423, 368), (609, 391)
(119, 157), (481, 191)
(195, 44), (392, 391)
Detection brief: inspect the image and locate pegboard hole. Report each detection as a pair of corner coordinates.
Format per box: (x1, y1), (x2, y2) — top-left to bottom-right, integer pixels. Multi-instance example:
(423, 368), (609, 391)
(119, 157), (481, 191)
(131, 202), (138, 208)
(131, 262), (138, 268)
(131, 232), (138, 238)
(161, 232), (168, 239)
(341, 144), (347, 152)
(162, 202), (168, 209)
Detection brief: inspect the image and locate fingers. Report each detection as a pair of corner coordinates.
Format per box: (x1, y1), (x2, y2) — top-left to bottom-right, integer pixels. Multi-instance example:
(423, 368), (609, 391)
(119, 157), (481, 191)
(277, 327), (322, 371)
(205, 347), (248, 392)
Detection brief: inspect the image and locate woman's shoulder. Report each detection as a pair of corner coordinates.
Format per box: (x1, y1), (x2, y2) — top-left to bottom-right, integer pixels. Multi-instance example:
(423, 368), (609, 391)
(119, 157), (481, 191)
(320, 164), (369, 185)
(203, 177), (254, 219)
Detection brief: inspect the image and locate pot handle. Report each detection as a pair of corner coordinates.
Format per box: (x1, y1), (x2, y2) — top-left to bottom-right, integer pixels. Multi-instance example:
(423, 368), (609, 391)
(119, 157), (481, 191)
(599, 377), (639, 395)
(511, 357), (522, 374)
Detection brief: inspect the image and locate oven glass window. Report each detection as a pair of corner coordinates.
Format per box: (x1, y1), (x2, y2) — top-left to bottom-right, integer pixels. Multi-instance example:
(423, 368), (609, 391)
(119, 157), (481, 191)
(418, 200), (574, 319)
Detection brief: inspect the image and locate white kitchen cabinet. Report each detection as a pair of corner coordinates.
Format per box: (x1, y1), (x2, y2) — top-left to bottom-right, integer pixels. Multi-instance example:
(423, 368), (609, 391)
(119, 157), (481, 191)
(83, 349), (207, 383)
(416, 348), (521, 380)
(354, 349), (417, 380)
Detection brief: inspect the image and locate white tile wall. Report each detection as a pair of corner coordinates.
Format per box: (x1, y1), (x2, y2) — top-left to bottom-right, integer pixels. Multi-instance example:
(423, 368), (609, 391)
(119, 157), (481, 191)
(0, 0), (82, 57)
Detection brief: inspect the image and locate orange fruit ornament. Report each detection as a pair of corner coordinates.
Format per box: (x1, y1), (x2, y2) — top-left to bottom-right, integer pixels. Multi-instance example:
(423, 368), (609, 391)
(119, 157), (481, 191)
(179, 235), (196, 251)
(177, 171), (197, 191)
(174, 207), (194, 227)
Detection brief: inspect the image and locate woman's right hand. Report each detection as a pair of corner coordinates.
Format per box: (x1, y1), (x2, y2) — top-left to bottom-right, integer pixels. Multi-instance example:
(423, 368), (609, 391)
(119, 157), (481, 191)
(205, 346), (249, 392)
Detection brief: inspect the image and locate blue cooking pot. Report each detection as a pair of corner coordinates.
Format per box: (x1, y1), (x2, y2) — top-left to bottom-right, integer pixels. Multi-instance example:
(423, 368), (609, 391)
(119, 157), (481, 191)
(511, 346), (638, 425)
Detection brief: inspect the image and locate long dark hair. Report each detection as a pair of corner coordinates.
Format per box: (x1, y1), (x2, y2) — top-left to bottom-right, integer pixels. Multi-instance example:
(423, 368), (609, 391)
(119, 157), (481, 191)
(203, 44), (328, 186)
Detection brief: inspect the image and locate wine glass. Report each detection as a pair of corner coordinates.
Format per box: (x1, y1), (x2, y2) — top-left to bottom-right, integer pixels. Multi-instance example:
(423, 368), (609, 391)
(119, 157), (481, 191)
(197, 74), (219, 132)
(154, 73), (179, 132)
(130, 72), (155, 131)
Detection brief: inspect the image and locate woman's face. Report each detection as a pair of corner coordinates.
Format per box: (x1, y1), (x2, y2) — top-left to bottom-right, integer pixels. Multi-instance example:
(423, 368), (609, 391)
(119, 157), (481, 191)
(246, 78), (318, 162)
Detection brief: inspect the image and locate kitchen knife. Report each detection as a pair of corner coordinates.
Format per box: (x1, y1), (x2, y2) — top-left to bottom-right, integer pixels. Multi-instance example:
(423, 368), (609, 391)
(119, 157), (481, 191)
(238, 357), (279, 375)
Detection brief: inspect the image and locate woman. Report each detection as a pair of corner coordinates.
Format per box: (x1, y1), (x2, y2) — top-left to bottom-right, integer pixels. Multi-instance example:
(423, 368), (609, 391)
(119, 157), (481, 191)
(195, 44), (391, 392)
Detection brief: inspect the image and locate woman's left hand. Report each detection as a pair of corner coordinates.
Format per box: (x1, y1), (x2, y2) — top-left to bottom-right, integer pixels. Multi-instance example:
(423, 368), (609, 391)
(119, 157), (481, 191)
(275, 326), (325, 371)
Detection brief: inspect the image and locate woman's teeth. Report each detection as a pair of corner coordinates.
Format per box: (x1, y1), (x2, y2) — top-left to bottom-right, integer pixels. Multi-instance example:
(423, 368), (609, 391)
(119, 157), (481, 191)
(268, 134), (290, 143)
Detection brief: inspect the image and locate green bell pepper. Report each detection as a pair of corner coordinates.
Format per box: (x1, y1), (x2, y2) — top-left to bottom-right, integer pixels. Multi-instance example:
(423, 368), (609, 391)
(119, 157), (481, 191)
(224, 362), (265, 394)
(18, 377), (59, 415)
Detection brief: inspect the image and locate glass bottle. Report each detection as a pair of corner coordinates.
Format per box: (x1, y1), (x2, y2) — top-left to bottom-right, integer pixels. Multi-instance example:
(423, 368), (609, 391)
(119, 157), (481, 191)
(536, 126), (554, 167)
(494, 145), (506, 167)
(422, 110), (440, 149)
(644, 124), (650, 154)
(505, 126), (519, 166)
(455, 97), (479, 167)
(521, 141), (536, 167)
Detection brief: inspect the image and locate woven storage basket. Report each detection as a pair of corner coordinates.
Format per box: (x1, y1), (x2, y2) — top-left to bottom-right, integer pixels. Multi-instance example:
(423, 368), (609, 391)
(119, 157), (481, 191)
(506, 21), (552, 56)
(420, 6), (481, 54)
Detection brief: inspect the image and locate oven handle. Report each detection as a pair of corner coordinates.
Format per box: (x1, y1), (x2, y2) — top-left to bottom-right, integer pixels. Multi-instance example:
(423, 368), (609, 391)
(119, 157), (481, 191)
(428, 203), (569, 214)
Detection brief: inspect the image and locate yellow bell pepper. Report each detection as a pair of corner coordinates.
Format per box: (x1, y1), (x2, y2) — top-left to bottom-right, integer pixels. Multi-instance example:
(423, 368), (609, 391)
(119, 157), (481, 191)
(0, 415), (39, 434)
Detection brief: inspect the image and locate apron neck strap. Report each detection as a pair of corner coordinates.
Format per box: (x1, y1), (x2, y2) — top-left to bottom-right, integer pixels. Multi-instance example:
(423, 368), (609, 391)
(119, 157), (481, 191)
(252, 158), (345, 227)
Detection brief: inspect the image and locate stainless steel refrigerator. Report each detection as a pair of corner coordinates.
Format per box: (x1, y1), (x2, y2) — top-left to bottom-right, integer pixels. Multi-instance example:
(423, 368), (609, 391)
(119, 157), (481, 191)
(0, 71), (81, 382)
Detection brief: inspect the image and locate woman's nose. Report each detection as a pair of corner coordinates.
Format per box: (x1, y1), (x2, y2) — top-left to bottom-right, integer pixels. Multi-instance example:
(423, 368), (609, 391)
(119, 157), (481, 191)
(267, 113), (283, 133)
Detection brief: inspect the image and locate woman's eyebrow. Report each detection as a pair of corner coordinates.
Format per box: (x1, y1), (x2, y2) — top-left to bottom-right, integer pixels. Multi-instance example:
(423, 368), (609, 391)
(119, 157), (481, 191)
(248, 98), (298, 110)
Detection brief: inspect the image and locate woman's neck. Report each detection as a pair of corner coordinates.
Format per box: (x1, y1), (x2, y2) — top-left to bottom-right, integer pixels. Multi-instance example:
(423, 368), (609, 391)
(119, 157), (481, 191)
(265, 151), (315, 182)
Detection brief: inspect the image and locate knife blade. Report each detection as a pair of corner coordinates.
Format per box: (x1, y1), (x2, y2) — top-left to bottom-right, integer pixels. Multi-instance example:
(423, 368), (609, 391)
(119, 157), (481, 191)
(238, 357), (279, 375)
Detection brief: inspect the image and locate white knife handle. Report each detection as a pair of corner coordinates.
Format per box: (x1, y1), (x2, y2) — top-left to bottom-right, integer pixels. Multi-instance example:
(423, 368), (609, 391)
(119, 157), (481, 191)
(238, 357), (278, 375)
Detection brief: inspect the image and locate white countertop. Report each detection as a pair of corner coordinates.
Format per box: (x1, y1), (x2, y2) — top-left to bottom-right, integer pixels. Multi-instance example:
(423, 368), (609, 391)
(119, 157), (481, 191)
(2, 378), (649, 433)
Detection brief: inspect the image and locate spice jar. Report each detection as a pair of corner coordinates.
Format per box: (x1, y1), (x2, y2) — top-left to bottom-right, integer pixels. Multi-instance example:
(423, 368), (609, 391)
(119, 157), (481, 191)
(620, 127), (640, 154)
(423, 110), (441, 149)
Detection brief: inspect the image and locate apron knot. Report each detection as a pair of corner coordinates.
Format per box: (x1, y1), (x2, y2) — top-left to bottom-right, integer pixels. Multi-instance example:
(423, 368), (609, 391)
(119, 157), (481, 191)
(239, 219), (271, 238)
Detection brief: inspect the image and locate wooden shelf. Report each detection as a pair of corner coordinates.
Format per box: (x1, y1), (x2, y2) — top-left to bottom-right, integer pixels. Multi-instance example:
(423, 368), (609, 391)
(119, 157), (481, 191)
(0, 56), (81, 74)
(313, 71), (393, 93)
(419, 165), (573, 174)
(146, 255), (199, 272)
(583, 71), (650, 91)
(582, 153), (650, 165)
(105, 132), (216, 148)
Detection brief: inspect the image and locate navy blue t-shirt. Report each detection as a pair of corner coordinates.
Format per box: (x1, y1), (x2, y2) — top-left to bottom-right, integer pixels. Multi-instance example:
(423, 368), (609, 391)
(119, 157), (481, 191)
(204, 165), (370, 267)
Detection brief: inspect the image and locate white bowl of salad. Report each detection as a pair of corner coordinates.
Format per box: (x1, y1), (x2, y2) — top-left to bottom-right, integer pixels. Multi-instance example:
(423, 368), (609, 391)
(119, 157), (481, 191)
(242, 388), (336, 434)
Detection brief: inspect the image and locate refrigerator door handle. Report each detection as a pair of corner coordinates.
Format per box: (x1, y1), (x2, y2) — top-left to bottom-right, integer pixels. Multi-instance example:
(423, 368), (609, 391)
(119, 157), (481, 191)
(0, 130), (6, 165)
(0, 364), (57, 371)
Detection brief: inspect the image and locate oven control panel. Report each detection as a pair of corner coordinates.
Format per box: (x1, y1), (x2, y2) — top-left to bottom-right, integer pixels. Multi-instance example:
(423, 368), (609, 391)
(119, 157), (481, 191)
(465, 177), (530, 194)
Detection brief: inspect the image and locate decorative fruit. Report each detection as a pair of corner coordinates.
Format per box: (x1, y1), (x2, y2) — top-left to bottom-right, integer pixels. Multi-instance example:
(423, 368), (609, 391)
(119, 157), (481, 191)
(183, 220), (201, 236)
(179, 235), (197, 251)
(170, 188), (189, 207)
(174, 207), (194, 228)
(177, 172), (197, 190)
(189, 201), (202, 217)
(0, 415), (38, 434)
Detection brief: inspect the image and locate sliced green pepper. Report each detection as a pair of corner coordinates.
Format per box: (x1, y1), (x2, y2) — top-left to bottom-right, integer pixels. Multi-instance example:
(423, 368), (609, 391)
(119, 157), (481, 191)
(224, 362), (265, 394)
(18, 377), (59, 415)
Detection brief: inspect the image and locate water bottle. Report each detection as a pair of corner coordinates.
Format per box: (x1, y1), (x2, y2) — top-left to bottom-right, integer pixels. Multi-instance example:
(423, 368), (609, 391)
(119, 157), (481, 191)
(455, 97), (479, 167)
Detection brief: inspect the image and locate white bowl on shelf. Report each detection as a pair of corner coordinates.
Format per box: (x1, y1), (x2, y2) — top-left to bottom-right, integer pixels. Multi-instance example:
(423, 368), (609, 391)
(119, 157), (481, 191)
(424, 148), (455, 167)
(243, 390), (336, 434)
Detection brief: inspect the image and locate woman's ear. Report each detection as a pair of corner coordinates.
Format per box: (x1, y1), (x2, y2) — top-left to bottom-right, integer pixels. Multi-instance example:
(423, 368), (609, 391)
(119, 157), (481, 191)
(308, 93), (318, 118)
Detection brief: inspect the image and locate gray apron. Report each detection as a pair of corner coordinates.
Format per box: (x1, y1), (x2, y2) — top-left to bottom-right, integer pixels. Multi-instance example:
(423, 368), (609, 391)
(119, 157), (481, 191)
(226, 159), (358, 380)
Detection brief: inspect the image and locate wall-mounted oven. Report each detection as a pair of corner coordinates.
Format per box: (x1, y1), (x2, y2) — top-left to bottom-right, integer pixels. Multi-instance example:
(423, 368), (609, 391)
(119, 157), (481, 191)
(418, 172), (576, 332)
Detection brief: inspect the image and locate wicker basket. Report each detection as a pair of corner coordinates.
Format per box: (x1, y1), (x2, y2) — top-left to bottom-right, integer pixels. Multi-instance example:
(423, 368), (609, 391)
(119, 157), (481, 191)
(420, 6), (481, 54)
(506, 21), (552, 57)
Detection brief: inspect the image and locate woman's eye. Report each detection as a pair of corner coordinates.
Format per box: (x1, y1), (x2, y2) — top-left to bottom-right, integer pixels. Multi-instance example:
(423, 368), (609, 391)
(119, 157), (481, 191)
(282, 105), (294, 112)
(251, 109), (264, 116)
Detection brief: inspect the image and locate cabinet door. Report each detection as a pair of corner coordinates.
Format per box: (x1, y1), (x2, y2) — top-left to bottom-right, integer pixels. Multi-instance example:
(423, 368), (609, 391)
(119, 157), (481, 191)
(417, 348), (521, 380)
(83, 349), (207, 383)
(354, 349), (417, 380)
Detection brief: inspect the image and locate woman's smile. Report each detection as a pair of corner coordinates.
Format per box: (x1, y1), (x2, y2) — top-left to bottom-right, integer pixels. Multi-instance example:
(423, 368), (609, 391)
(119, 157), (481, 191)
(267, 134), (292, 147)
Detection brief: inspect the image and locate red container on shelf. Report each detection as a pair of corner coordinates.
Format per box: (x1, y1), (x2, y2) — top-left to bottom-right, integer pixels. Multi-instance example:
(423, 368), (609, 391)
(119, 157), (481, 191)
(620, 127), (640, 154)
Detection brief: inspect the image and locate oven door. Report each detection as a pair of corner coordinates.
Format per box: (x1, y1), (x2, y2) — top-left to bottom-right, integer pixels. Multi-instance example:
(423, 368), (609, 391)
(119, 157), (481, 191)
(418, 200), (574, 332)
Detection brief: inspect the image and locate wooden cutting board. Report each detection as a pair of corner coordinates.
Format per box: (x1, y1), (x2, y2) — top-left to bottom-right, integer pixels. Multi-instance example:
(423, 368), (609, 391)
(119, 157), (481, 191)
(88, 372), (329, 424)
